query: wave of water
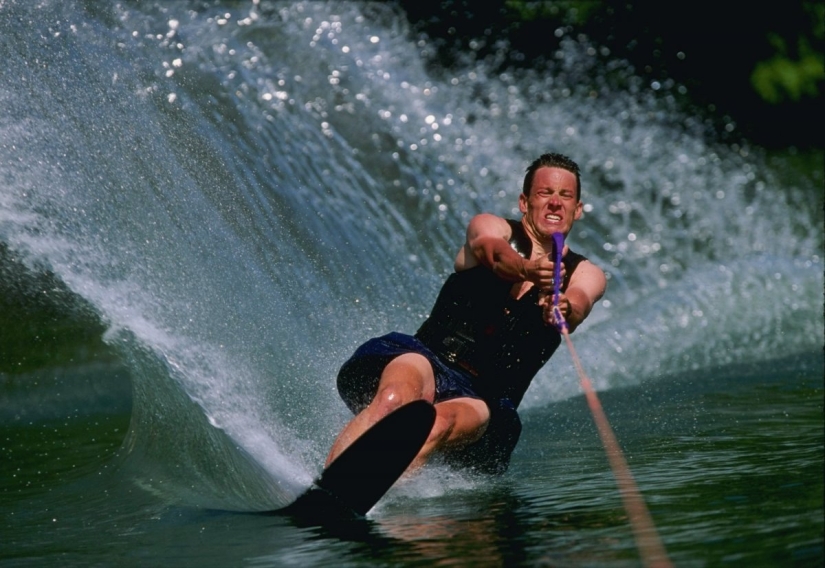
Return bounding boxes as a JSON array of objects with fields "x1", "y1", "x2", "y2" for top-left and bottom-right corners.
[{"x1": 1, "y1": 0, "x2": 821, "y2": 509}]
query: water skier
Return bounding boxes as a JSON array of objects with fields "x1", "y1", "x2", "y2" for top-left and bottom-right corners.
[{"x1": 327, "y1": 153, "x2": 607, "y2": 473}]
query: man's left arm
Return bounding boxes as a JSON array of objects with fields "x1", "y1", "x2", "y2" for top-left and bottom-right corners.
[{"x1": 541, "y1": 260, "x2": 606, "y2": 332}]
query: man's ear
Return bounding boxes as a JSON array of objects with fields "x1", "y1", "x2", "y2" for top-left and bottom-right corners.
[{"x1": 518, "y1": 192, "x2": 528, "y2": 214}]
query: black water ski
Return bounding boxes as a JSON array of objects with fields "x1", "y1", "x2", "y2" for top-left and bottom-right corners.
[{"x1": 277, "y1": 400, "x2": 436, "y2": 521}]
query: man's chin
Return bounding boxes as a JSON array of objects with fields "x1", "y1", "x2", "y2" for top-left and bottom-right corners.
[{"x1": 540, "y1": 224, "x2": 569, "y2": 236}]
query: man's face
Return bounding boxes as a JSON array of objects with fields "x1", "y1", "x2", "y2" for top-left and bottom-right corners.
[{"x1": 519, "y1": 166, "x2": 582, "y2": 240}]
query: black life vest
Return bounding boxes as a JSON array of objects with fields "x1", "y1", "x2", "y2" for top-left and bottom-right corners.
[{"x1": 415, "y1": 219, "x2": 585, "y2": 408}]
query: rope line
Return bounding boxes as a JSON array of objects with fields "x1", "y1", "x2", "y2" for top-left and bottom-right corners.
[{"x1": 551, "y1": 232, "x2": 672, "y2": 568}]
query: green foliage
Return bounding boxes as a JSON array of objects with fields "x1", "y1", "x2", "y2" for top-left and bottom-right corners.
[
  {"x1": 751, "y1": 50, "x2": 824, "y2": 104},
  {"x1": 751, "y1": 24, "x2": 824, "y2": 104}
]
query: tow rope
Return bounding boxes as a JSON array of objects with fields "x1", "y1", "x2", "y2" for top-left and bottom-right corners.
[{"x1": 551, "y1": 232, "x2": 672, "y2": 568}]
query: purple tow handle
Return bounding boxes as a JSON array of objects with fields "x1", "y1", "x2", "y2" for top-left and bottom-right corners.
[{"x1": 551, "y1": 232, "x2": 568, "y2": 332}]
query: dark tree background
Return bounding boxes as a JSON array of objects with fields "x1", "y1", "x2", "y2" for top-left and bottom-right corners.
[{"x1": 396, "y1": 0, "x2": 824, "y2": 151}]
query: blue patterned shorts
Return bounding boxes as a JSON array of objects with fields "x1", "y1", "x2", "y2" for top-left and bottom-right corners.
[{"x1": 336, "y1": 332, "x2": 481, "y2": 414}]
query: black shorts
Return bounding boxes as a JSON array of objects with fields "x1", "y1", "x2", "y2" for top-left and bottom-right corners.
[
  {"x1": 336, "y1": 332, "x2": 482, "y2": 414},
  {"x1": 336, "y1": 332, "x2": 523, "y2": 475}
]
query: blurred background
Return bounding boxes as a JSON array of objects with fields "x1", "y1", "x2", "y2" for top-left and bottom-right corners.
[{"x1": 399, "y1": 0, "x2": 824, "y2": 151}]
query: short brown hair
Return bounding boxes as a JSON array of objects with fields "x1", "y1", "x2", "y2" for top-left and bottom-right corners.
[{"x1": 522, "y1": 153, "x2": 581, "y2": 200}]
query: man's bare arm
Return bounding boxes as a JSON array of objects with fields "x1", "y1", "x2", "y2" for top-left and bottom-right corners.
[
  {"x1": 542, "y1": 260, "x2": 606, "y2": 332},
  {"x1": 455, "y1": 214, "x2": 561, "y2": 289},
  {"x1": 455, "y1": 213, "x2": 517, "y2": 272}
]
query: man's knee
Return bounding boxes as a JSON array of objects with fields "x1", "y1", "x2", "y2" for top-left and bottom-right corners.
[
  {"x1": 369, "y1": 353, "x2": 435, "y2": 415},
  {"x1": 371, "y1": 383, "x2": 413, "y2": 416}
]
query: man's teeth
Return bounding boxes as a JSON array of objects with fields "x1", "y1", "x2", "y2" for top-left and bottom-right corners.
[{"x1": 546, "y1": 214, "x2": 561, "y2": 221}]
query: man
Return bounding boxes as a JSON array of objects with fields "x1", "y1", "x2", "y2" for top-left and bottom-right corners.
[{"x1": 327, "y1": 153, "x2": 606, "y2": 473}]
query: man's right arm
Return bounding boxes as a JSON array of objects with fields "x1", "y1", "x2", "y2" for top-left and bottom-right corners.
[
  {"x1": 454, "y1": 214, "x2": 560, "y2": 292},
  {"x1": 454, "y1": 213, "x2": 525, "y2": 276}
]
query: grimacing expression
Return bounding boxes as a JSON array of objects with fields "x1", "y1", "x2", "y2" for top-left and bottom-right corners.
[{"x1": 519, "y1": 166, "x2": 582, "y2": 239}]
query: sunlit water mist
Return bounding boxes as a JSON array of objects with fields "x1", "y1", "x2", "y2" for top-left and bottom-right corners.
[{"x1": 0, "y1": 0, "x2": 821, "y2": 511}]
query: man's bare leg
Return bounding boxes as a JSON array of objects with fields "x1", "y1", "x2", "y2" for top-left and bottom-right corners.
[
  {"x1": 326, "y1": 352, "x2": 491, "y2": 471},
  {"x1": 325, "y1": 353, "x2": 436, "y2": 467},
  {"x1": 408, "y1": 397, "x2": 490, "y2": 470}
]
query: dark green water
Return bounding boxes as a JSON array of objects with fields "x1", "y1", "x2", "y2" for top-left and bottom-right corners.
[{"x1": 2, "y1": 354, "x2": 821, "y2": 567}]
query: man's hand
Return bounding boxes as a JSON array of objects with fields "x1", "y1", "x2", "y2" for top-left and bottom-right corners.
[
  {"x1": 540, "y1": 263, "x2": 606, "y2": 333},
  {"x1": 523, "y1": 249, "x2": 567, "y2": 291},
  {"x1": 539, "y1": 291, "x2": 571, "y2": 327}
]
